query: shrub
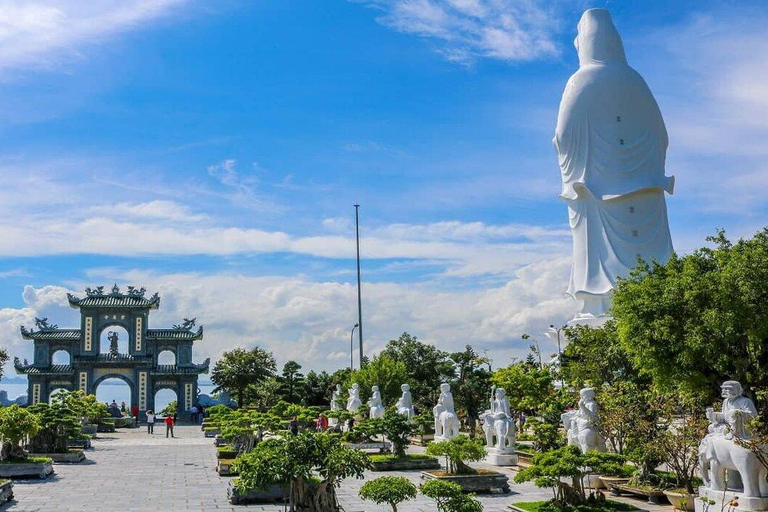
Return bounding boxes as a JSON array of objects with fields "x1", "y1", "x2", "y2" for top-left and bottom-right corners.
[
  {"x1": 0, "y1": 405, "x2": 40, "y2": 460},
  {"x1": 368, "y1": 411, "x2": 414, "y2": 457},
  {"x1": 359, "y1": 476, "x2": 417, "y2": 512},
  {"x1": 421, "y1": 479, "x2": 483, "y2": 512},
  {"x1": 28, "y1": 402, "x2": 82, "y2": 454},
  {"x1": 425, "y1": 436, "x2": 485, "y2": 475}
]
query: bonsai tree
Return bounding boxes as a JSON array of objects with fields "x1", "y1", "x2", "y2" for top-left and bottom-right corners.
[
  {"x1": 235, "y1": 431, "x2": 370, "y2": 511},
  {"x1": 359, "y1": 476, "x2": 417, "y2": 512},
  {"x1": 525, "y1": 417, "x2": 565, "y2": 452},
  {"x1": 420, "y1": 480, "x2": 483, "y2": 512},
  {"x1": 411, "y1": 411, "x2": 433, "y2": 442},
  {"x1": 515, "y1": 445, "x2": 626, "y2": 507},
  {"x1": 657, "y1": 397, "x2": 709, "y2": 494},
  {"x1": 220, "y1": 410, "x2": 282, "y2": 454},
  {"x1": 28, "y1": 401, "x2": 82, "y2": 454},
  {"x1": 368, "y1": 411, "x2": 413, "y2": 457},
  {"x1": 0, "y1": 405, "x2": 40, "y2": 460},
  {"x1": 160, "y1": 400, "x2": 178, "y2": 417},
  {"x1": 425, "y1": 435, "x2": 485, "y2": 475},
  {"x1": 54, "y1": 391, "x2": 108, "y2": 425}
]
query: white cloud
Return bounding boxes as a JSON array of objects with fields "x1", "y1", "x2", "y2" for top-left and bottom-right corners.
[
  {"x1": 0, "y1": 1, "x2": 186, "y2": 74},
  {"x1": 354, "y1": 0, "x2": 560, "y2": 64},
  {"x1": 0, "y1": 261, "x2": 576, "y2": 378},
  {"x1": 96, "y1": 201, "x2": 206, "y2": 223}
]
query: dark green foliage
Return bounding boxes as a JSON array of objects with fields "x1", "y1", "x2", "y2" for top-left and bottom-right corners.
[
  {"x1": 303, "y1": 370, "x2": 333, "y2": 407},
  {"x1": 420, "y1": 479, "x2": 483, "y2": 512},
  {"x1": 425, "y1": 436, "x2": 485, "y2": 475},
  {"x1": 347, "y1": 354, "x2": 407, "y2": 406},
  {"x1": 211, "y1": 347, "x2": 277, "y2": 407},
  {"x1": 277, "y1": 361, "x2": 306, "y2": 404},
  {"x1": 380, "y1": 333, "x2": 455, "y2": 408},
  {"x1": 28, "y1": 401, "x2": 82, "y2": 454},
  {"x1": 612, "y1": 229, "x2": 768, "y2": 401},
  {"x1": 450, "y1": 345, "x2": 491, "y2": 437},
  {"x1": 525, "y1": 417, "x2": 566, "y2": 452},
  {"x1": 512, "y1": 498, "x2": 640, "y2": 512},
  {"x1": 0, "y1": 405, "x2": 40, "y2": 460},
  {"x1": 368, "y1": 411, "x2": 414, "y2": 457},
  {"x1": 359, "y1": 476, "x2": 417, "y2": 512}
]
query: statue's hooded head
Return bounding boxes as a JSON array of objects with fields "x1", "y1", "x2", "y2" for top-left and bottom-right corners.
[
  {"x1": 372, "y1": 385, "x2": 379, "y2": 392},
  {"x1": 495, "y1": 387, "x2": 506, "y2": 399},
  {"x1": 440, "y1": 383, "x2": 451, "y2": 393},
  {"x1": 721, "y1": 380, "x2": 743, "y2": 398},
  {"x1": 401, "y1": 384, "x2": 410, "y2": 392},
  {"x1": 575, "y1": 9, "x2": 626, "y2": 67},
  {"x1": 580, "y1": 387, "x2": 595, "y2": 400}
]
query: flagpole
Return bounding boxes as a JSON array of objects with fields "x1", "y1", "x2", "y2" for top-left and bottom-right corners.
[{"x1": 354, "y1": 204, "x2": 363, "y2": 368}]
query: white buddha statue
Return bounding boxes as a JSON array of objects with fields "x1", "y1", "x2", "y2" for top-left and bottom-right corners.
[
  {"x1": 368, "y1": 385, "x2": 385, "y2": 419},
  {"x1": 396, "y1": 384, "x2": 415, "y2": 419},
  {"x1": 555, "y1": 9, "x2": 674, "y2": 325},
  {"x1": 346, "y1": 383, "x2": 362, "y2": 414},
  {"x1": 562, "y1": 387, "x2": 604, "y2": 453}
]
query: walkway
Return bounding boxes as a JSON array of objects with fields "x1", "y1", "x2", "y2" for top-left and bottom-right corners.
[{"x1": 0, "y1": 426, "x2": 673, "y2": 511}]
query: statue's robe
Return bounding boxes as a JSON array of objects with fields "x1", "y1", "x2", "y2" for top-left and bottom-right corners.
[{"x1": 554, "y1": 9, "x2": 674, "y2": 315}]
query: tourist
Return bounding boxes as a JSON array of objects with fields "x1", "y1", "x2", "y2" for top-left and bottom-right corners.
[
  {"x1": 198, "y1": 404, "x2": 205, "y2": 424},
  {"x1": 146, "y1": 410, "x2": 155, "y2": 434},
  {"x1": 131, "y1": 405, "x2": 139, "y2": 423},
  {"x1": 315, "y1": 413, "x2": 328, "y2": 431},
  {"x1": 120, "y1": 401, "x2": 127, "y2": 414},
  {"x1": 190, "y1": 404, "x2": 199, "y2": 424},
  {"x1": 289, "y1": 416, "x2": 299, "y2": 435},
  {"x1": 165, "y1": 414, "x2": 175, "y2": 438}
]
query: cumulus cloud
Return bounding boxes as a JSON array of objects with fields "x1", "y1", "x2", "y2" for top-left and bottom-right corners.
[
  {"x1": 0, "y1": 261, "x2": 576, "y2": 378},
  {"x1": 0, "y1": 0, "x2": 186, "y2": 74},
  {"x1": 353, "y1": 0, "x2": 560, "y2": 64}
]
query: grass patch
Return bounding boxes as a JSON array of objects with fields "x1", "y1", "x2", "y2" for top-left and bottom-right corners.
[
  {"x1": 369, "y1": 453, "x2": 436, "y2": 462},
  {"x1": 512, "y1": 500, "x2": 641, "y2": 512},
  {"x1": 0, "y1": 457, "x2": 52, "y2": 465}
]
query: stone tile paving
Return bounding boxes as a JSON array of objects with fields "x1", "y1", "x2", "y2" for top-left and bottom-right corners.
[{"x1": 0, "y1": 426, "x2": 675, "y2": 512}]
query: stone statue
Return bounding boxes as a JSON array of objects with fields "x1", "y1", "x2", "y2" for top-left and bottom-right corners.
[
  {"x1": 481, "y1": 387, "x2": 516, "y2": 451},
  {"x1": 368, "y1": 385, "x2": 385, "y2": 419},
  {"x1": 555, "y1": 9, "x2": 674, "y2": 325},
  {"x1": 346, "y1": 383, "x2": 362, "y2": 414},
  {"x1": 107, "y1": 331, "x2": 119, "y2": 355},
  {"x1": 433, "y1": 383, "x2": 459, "y2": 441},
  {"x1": 329, "y1": 384, "x2": 342, "y2": 427},
  {"x1": 698, "y1": 381, "x2": 768, "y2": 500},
  {"x1": 561, "y1": 388, "x2": 604, "y2": 453},
  {"x1": 396, "y1": 384, "x2": 415, "y2": 419}
]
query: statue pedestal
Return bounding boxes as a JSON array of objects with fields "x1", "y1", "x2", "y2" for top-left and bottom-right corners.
[
  {"x1": 695, "y1": 488, "x2": 768, "y2": 512},
  {"x1": 484, "y1": 448, "x2": 518, "y2": 467}
]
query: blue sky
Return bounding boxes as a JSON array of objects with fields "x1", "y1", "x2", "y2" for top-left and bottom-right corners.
[{"x1": 1, "y1": 0, "x2": 767, "y2": 380}]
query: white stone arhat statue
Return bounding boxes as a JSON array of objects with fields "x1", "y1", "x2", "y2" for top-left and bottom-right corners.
[
  {"x1": 396, "y1": 383, "x2": 415, "y2": 419},
  {"x1": 555, "y1": 8, "x2": 674, "y2": 325},
  {"x1": 433, "y1": 383, "x2": 459, "y2": 441},
  {"x1": 561, "y1": 387, "x2": 604, "y2": 453},
  {"x1": 481, "y1": 386, "x2": 518, "y2": 466},
  {"x1": 368, "y1": 385, "x2": 385, "y2": 419},
  {"x1": 329, "y1": 384, "x2": 342, "y2": 427},
  {"x1": 346, "y1": 383, "x2": 362, "y2": 414},
  {"x1": 696, "y1": 380, "x2": 767, "y2": 511}
]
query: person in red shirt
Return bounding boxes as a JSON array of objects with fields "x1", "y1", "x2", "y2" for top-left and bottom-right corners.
[
  {"x1": 131, "y1": 405, "x2": 139, "y2": 423},
  {"x1": 165, "y1": 415, "x2": 175, "y2": 438}
]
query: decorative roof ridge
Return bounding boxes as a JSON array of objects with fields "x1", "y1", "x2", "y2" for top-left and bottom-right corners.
[
  {"x1": 68, "y1": 285, "x2": 160, "y2": 309},
  {"x1": 20, "y1": 326, "x2": 81, "y2": 340}
]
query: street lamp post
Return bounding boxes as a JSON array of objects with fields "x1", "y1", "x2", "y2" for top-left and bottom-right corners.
[
  {"x1": 354, "y1": 204, "x2": 364, "y2": 368},
  {"x1": 350, "y1": 323, "x2": 359, "y2": 371}
]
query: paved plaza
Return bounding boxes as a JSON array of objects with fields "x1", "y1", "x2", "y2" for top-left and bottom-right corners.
[{"x1": 1, "y1": 426, "x2": 670, "y2": 512}]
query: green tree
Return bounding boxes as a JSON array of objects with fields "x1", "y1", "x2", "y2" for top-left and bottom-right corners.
[
  {"x1": 450, "y1": 345, "x2": 491, "y2": 436},
  {"x1": 612, "y1": 229, "x2": 768, "y2": 401},
  {"x1": 359, "y1": 476, "x2": 417, "y2": 512},
  {"x1": 303, "y1": 370, "x2": 333, "y2": 407},
  {"x1": 368, "y1": 411, "x2": 413, "y2": 457},
  {"x1": 380, "y1": 333, "x2": 454, "y2": 407},
  {"x1": 0, "y1": 348, "x2": 9, "y2": 382},
  {"x1": 347, "y1": 354, "x2": 407, "y2": 406},
  {"x1": 249, "y1": 377, "x2": 281, "y2": 412},
  {"x1": 28, "y1": 401, "x2": 82, "y2": 453},
  {"x1": 0, "y1": 405, "x2": 40, "y2": 460},
  {"x1": 426, "y1": 435, "x2": 485, "y2": 475},
  {"x1": 277, "y1": 360, "x2": 306, "y2": 404},
  {"x1": 492, "y1": 360, "x2": 555, "y2": 423},
  {"x1": 211, "y1": 347, "x2": 277, "y2": 407},
  {"x1": 420, "y1": 480, "x2": 483, "y2": 512}
]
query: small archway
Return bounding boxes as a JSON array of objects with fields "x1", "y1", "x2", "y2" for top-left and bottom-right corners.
[
  {"x1": 100, "y1": 325, "x2": 129, "y2": 355},
  {"x1": 157, "y1": 350, "x2": 176, "y2": 365},
  {"x1": 49, "y1": 387, "x2": 68, "y2": 404},
  {"x1": 154, "y1": 388, "x2": 178, "y2": 416},
  {"x1": 95, "y1": 377, "x2": 132, "y2": 411},
  {"x1": 51, "y1": 350, "x2": 71, "y2": 365}
]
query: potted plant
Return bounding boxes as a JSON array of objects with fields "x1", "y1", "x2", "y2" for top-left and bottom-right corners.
[
  {"x1": 0, "y1": 405, "x2": 53, "y2": 479},
  {"x1": 420, "y1": 480, "x2": 483, "y2": 512},
  {"x1": 27, "y1": 402, "x2": 86, "y2": 463},
  {"x1": 424, "y1": 435, "x2": 509, "y2": 493},
  {"x1": 368, "y1": 411, "x2": 439, "y2": 470},
  {"x1": 359, "y1": 476, "x2": 417, "y2": 512}
]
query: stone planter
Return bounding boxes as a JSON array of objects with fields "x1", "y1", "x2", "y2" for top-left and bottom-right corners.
[
  {"x1": 28, "y1": 450, "x2": 85, "y2": 464},
  {"x1": 484, "y1": 448, "x2": 518, "y2": 467},
  {"x1": 228, "y1": 480, "x2": 287, "y2": 504},
  {"x1": 114, "y1": 417, "x2": 135, "y2": 428},
  {"x1": 217, "y1": 448, "x2": 238, "y2": 459},
  {"x1": 203, "y1": 428, "x2": 220, "y2": 438},
  {"x1": 68, "y1": 438, "x2": 92, "y2": 450},
  {"x1": 370, "y1": 456, "x2": 440, "y2": 471},
  {"x1": 695, "y1": 488, "x2": 768, "y2": 512},
  {"x1": 343, "y1": 441, "x2": 391, "y2": 453},
  {"x1": 81, "y1": 424, "x2": 98, "y2": 436},
  {"x1": 409, "y1": 434, "x2": 433, "y2": 446},
  {"x1": 217, "y1": 459, "x2": 237, "y2": 476},
  {"x1": 0, "y1": 480, "x2": 12, "y2": 505},
  {"x1": 421, "y1": 469, "x2": 510, "y2": 493},
  {"x1": 0, "y1": 460, "x2": 54, "y2": 479},
  {"x1": 97, "y1": 422, "x2": 116, "y2": 433},
  {"x1": 214, "y1": 436, "x2": 228, "y2": 447},
  {"x1": 600, "y1": 476, "x2": 631, "y2": 494},
  {"x1": 584, "y1": 473, "x2": 605, "y2": 489},
  {"x1": 664, "y1": 490, "x2": 696, "y2": 511},
  {"x1": 614, "y1": 484, "x2": 668, "y2": 504}
]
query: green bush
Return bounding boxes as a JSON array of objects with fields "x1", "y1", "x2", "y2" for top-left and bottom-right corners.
[
  {"x1": 421, "y1": 479, "x2": 483, "y2": 512},
  {"x1": 359, "y1": 476, "x2": 417, "y2": 512},
  {"x1": 425, "y1": 436, "x2": 485, "y2": 475},
  {"x1": 28, "y1": 402, "x2": 82, "y2": 454},
  {"x1": 368, "y1": 411, "x2": 413, "y2": 457},
  {"x1": 0, "y1": 405, "x2": 40, "y2": 461}
]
